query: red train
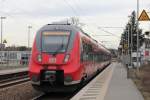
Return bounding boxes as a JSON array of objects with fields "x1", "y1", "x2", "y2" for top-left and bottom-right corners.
[{"x1": 29, "y1": 23, "x2": 111, "y2": 92}]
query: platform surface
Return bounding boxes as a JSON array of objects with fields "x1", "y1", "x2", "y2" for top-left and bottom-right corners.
[
  {"x1": 104, "y1": 63, "x2": 144, "y2": 100},
  {"x1": 0, "y1": 67, "x2": 28, "y2": 75}
]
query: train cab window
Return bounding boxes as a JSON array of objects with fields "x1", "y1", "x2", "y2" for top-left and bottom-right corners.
[{"x1": 41, "y1": 31, "x2": 70, "y2": 53}]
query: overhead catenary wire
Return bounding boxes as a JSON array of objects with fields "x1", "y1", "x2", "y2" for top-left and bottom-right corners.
[
  {"x1": 62, "y1": 0, "x2": 96, "y2": 34},
  {"x1": 0, "y1": 0, "x2": 120, "y2": 48},
  {"x1": 63, "y1": 0, "x2": 79, "y2": 17},
  {"x1": 62, "y1": 0, "x2": 120, "y2": 48},
  {"x1": 58, "y1": 0, "x2": 113, "y2": 48},
  {"x1": 64, "y1": 0, "x2": 121, "y2": 39},
  {"x1": 62, "y1": 0, "x2": 106, "y2": 45},
  {"x1": 98, "y1": 26, "x2": 124, "y2": 29},
  {"x1": 97, "y1": 27, "x2": 121, "y2": 38},
  {"x1": 92, "y1": 35, "x2": 112, "y2": 36}
]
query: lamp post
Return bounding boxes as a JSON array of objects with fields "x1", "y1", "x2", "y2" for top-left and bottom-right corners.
[
  {"x1": 0, "y1": 17, "x2": 6, "y2": 45},
  {"x1": 28, "y1": 26, "x2": 32, "y2": 49},
  {"x1": 128, "y1": 15, "x2": 133, "y2": 68},
  {"x1": 130, "y1": 25, "x2": 133, "y2": 68},
  {"x1": 136, "y1": 0, "x2": 140, "y2": 70}
]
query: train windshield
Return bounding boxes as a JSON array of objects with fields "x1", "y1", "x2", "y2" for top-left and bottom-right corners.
[{"x1": 41, "y1": 31, "x2": 70, "y2": 53}]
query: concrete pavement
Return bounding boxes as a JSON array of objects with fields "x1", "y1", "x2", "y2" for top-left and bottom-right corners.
[{"x1": 104, "y1": 63, "x2": 144, "y2": 100}]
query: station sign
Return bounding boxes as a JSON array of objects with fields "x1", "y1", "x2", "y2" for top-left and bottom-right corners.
[{"x1": 138, "y1": 10, "x2": 150, "y2": 21}]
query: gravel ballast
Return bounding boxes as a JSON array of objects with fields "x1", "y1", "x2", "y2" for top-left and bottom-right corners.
[{"x1": 0, "y1": 81, "x2": 42, "y2": 100}]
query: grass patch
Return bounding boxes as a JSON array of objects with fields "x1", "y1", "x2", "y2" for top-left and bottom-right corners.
[{"x1": 132, "y1": 64, "x2": 150, "y2": 100}]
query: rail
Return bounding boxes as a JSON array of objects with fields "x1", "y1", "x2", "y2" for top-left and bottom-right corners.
[{"x1": 0, "y1": 69, "x2": 29, "y2": 88}]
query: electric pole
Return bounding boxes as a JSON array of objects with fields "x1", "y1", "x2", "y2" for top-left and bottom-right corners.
[{"x1": 136, "y1": 0, "x2": 140, "y2": 70}]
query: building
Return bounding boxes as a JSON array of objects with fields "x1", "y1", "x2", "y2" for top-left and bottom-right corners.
[
  {"x1": 0, "y1": 51, "x2": 31, "y2": 66},
  {"x1": 140, "y1": 38, "x2": 150, "y2": 64}
]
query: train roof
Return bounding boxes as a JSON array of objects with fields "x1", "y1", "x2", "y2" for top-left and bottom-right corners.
[{"x1": 39, "y1": 23, "x2": 79, "y2": 31}]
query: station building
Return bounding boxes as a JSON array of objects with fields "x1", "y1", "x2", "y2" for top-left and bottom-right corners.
[
  {"x1": 140, "y1": 38, "x2": 150, "y2": 65},
  {"x1": 0, "y1": 51, "x2": 31, "y2": 66}
]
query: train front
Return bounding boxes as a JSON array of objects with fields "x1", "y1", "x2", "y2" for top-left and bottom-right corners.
[{"x1": 29, "y1": 24, "x2": 83, "y2": 92}]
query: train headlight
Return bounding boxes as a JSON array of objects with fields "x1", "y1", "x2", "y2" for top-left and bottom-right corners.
[
  {"x1": 37, "y1": 54, "x2": 42, "y2": 62},
  {"x1": 64, "y1": 54, "x2": 70, "y2": 63}
]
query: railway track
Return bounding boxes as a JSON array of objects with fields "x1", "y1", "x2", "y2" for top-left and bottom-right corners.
[
  {"x1": 0, "y1": 70, "x2": 29, "y2": 88},
  {"x1": 32, "y1": 92, "x2": 74, "y2": 100}
]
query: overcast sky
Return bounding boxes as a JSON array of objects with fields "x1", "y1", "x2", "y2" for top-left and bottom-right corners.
[{"x1": 0, "y1": 0, "x2": 150, "y2": 49}]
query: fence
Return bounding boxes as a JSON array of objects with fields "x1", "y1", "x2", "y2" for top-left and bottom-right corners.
[{"x1": 0, "y1": 51, "x2": 31, "y2": 67}]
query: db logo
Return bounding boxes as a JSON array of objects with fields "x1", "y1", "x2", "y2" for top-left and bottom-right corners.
[{"x1": 49, "y1": 57, "x2": 56, "y2": 63}]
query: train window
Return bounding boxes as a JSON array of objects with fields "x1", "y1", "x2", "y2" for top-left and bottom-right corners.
[
  {"x1": 80, "y1": 38, "x2": 84, "y2": 61},
  {"x1": 87, "y1": 44, "x2": 93, "y2": 53},
  {"x1": 93, "y1": 53, "x2": 98, "y2": 62},
  {"x1": 81, "y1": 37, "x2": 95, "y2": 62},
  {"x1": 83, "y1": 44, "x2": 93, "y2": 61},
  {"x1": 88, "y1": 53, "x2": 93, "y2": 61},
  {"x1": 42, "y1": 31, "x2": 70, "y2": 53},
  {"x1": 82, "y1": 40, "x2": 92, "y2": 53}
]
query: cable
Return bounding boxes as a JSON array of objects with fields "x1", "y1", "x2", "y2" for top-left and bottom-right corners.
[
  {"x1": 63, "y1": 0, "x2": 79, "y2": 16},
  {"x1": 98, "y1": 27, "x2": 121, "y2": 38},
  {"x1": 62, "y1": 0, "x2": 96, "y2": 34},
  {"x1": 65, "y1": 0, "x2": 122, "y2": 39},
  {"x1": 92, "y1": 35, "x2": 112, "y2": 36},
  {"x1": 98, "y1": 26, "x2": 124, "y2": 29},
  {"x1": 62, "y1": 0, "x2": 118, "y2": 48}
]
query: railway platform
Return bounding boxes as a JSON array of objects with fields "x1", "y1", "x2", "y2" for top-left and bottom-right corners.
[
  {"x1": 0, "y1": 67, "x2": 28, "y2": 75},
  {"x1": 71, "y1": 62, "x2": 144, "y2": 100},
  {"x1": 104, "y1": 63, "x2": 144, "y2": 100}
]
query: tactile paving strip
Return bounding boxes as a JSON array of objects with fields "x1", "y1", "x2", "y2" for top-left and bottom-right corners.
[{"x1": 71, "y1": 63, "x2": 115, "y2": 100}]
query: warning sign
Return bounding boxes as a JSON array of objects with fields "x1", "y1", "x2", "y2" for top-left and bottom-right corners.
[{"x1": 138, "y1": 10, "x2": 150, "y2": 21}]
